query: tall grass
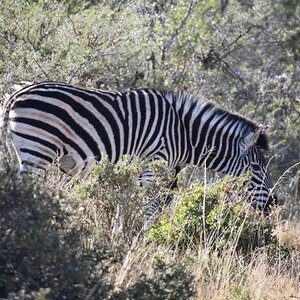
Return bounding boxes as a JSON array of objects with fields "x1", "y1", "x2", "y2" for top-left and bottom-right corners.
[{"x1": 0, "y1": 157, "x2": 299, "y2": 299}]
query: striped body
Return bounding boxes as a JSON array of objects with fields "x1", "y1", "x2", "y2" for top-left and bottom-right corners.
[{"x1": 1, "y1": 82, "x2": 277, "y2": 212}]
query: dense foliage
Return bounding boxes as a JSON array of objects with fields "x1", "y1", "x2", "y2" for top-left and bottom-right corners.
[
  {"x1": 1, "y1": 0, "x2": 299, "y2": 214},
  {"x1": 0, "y1": 160, "x2": 198, "y2": 299},
  {"x1": 149, "y1": 176, "x2": 278, "y2": 253},
  {"x1": 0, "y1": 170, "x2": 112, "y2": 299},
  {"x1": 0, "y1": 158, "x2": 299, "y2": 299}
]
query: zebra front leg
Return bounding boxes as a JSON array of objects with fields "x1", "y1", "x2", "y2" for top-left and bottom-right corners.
[
  {"x1": 144, "y1": 196, "x2": 161, "y2": 231},
  {"x1": 143, "y1": 166, "x2": 181, "y2": 231}
]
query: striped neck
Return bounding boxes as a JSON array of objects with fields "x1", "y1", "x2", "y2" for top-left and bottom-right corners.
[{"x1": 164, "y1": 91, "x2": 258, "y2": 173}]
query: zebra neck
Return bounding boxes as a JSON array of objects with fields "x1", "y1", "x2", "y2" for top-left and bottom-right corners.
[
  {"x1": 189, "y1": 109, "x2": 247, "y2": 174},
  {"x1": 162, "y1": 91, "x2": 257, "y2": 173}
]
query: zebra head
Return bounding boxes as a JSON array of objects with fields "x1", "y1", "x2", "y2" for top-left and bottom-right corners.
[{"x1": 238, "y1": 125, "x2": 277, "y2": 212}]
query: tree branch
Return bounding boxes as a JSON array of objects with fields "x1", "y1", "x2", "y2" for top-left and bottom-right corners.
[{"x1": 161, "y1": 1, "x2": 199, "y2": 63}]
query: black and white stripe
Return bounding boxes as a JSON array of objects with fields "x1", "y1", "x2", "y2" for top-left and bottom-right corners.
[{"x1": 1, "y1": 82, "x2": 277, "y2": 224}]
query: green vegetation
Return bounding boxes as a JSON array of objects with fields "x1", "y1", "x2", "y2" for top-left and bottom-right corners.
[
  {"x1": 1, "y1": 0, "x2": 299, "y2": 212},
  {"x1": 0, "y1": 160, "x2": 199, "y2": 299},
  {"x1": 68, "y1": 156, "x2": 145, "y2": 246},
  {"x1": 0, "y1": 170, "x2": 112, "y2": 299},
  {"x1": 149, "y1": 176, "x2": 278, "y2": 253},
  {"x1": 1, "y1": 0, "x2": 300, "y2": 299},
  {"x1": 0, "y1": 159, "x2": 299, "y2": 299}
]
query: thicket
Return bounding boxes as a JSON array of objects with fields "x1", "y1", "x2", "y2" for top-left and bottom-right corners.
[
  {"x1": 149, "y1": 176, "x2": 279, "y2": 253},
  {"x1": 0, "y1": 158, "x2": 299, "y2": 299},
  {"x1": 0, "y1": 160, "x2": 197, "y2": 299},
  {"x1": 0, "y1": 0, "x2": 299, "y2": 215}
]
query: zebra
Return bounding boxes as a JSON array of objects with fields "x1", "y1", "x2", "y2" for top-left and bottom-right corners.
[{"x1": 0, "y1": 82, "x2": 277, "y2": 229}]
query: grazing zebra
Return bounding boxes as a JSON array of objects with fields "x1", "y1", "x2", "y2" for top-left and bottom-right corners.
[{"x1": 1, "y1": 82, "x2": 277, "y2": 229}]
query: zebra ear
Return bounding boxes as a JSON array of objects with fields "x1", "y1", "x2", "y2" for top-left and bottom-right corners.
[{"x1": 244, "y1": 124, "x2": 269, "y2": 148}]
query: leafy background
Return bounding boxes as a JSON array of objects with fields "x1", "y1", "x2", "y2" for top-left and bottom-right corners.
[{"x1": 1, "y1": 0, "x2": 299, "y2": 212}]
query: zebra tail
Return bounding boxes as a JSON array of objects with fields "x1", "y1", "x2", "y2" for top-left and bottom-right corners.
[
  {"x1": 0, "y1": 94, "x2": 10, "y2": 173},
  {"x1": 0, "y1": 82, "x2": 36, "y2": 172},
  {"x1": 1, "y1": 81, "x2": 34, "y2": 140}
]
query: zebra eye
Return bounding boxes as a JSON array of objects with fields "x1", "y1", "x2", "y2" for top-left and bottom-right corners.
[{"x1": 251, "y1": 164, "x2": 260, "y2": 172}]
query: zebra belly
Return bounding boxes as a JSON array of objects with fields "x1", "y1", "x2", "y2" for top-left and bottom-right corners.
[
  {"x1": 7, "y1": 87, "x2": 167, "y2": 175},
  {"x1": 8, "y1": 117, "x2": 165, "y2": 176}
]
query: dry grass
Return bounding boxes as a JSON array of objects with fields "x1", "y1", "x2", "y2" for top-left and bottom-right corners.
[
  {"x1": 105, "y1": 236, "x2": 300, "y2": 300},
  {"x1": 195, "y1": 249, "x2": 300, "y2": 299},
  {"x1": 196, "y1": 220, "x2": 300, "y2": 300},
  {"x1": 5, "y1": 160, "x2": 298, "y2": 299},
  {"x1": 275, "y1": 221, "x2": 300, "y2": 251},
  {"x1": 52, "y1": 161, "x2": 300, "y2": 300}
]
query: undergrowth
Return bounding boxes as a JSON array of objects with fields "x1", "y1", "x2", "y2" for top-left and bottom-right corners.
[
  {"x1": 0, "y1": 157, "x2": 299, "y2": 299},
  {"x1": 149, "y1": 176, "x2": 279, "y2": 254}
]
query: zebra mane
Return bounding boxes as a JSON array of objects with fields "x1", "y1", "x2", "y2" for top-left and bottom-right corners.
[{"x1": 163, "y1": 90, "x2": 269, "y2": 151}]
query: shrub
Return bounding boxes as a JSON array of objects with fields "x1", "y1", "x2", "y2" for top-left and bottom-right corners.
[
  {"x1": 0, "y1": 170, "x2": 112, "y2": 299},
  {"x1": 149, "y1": 176, "x2": 278, "y2": 253},
  {"x1": 114, "y1": 259, "x2": 195, "y2": 300},
  {"x1": 65, "y1": 156, "x2": 175, "y2": 248}
]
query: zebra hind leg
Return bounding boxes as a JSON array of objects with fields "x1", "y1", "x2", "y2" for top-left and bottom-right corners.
[
  {"x1": 111, "y1": 165, "x2": 181, "y2": 235},
  {"x1": 111, "y1": 203, "x2": 125, "y2": 241},
  {"x1": 14, "y1": 149, "x2": 47, "y2": 178}
]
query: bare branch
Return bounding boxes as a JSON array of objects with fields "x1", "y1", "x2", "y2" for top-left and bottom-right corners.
[
  {"x1": 220, "y1": 59, "x2": 245, "y2": 84},
  {"x1": 161, "y1": 0, "x2": 199, "y2": 63},
  {"x1": 220, "y1": 25, "x2": 255, "y2": 60}
]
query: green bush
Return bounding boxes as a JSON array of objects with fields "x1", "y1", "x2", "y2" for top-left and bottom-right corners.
[
  {"x1": 114, "y1": 259, "x2": 195, "y2": 300},
  {"x1": 0, "y1": 170, "x2": 112, "y2": 299},
  {"x1": 149, "y1": 176, "x2": 278, "y2": 253}
]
